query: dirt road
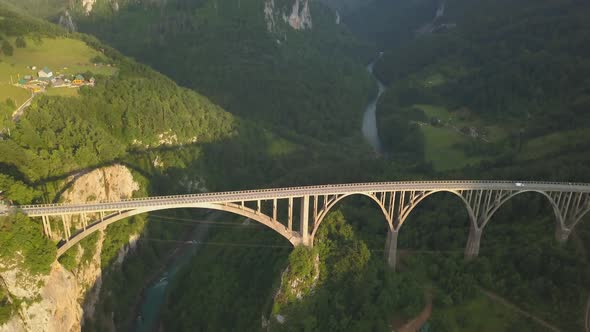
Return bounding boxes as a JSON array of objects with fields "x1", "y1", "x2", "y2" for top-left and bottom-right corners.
[{"x1": 394, "y1": 293, "x2": 432, "y2": 332}]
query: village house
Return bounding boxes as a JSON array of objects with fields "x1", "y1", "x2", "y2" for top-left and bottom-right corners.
[
  {"x1": 13, "y1": 66, "x2": 96, "y2": 94},
  {"x1": 52, "y1": 78, "x2": 66, "y2": 87},
  {"x1": 72, "y1": 74, "x2": 85, "y2": 85},
  {"x1": 38, "y1": 67, "x2": 53, "y2": 78}
]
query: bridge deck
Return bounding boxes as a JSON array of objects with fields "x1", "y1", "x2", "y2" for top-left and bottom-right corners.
[{"x1": 15, "y1": 181, "x2": 590, "y2": 217}]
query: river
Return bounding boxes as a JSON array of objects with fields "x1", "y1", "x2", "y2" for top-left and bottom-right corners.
[
  {"x1": 134, "y1": 215, "x2": 213, "y2": 332},
  {"x1": 362, "y1": 53, "x2": 386, "y2": 154}
]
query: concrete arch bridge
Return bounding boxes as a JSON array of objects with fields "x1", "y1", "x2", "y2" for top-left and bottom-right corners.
[{"x1": 14, "y1": 180, "x2": 590, "y2": 269}]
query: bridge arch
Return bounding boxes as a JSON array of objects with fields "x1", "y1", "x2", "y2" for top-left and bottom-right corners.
[
  {"x1": 57, "y1": 202, "x2": 301, "y2": 257},
  {"x1": 477, "y1": 190, "x2": 561, "y2": 228},
  {"x1": 310, "y1": 192, "x2": 393, "y2": 243},
  {"x1": 395, "y1": 189, "x2": 474, "y2": 230},
  {"x1": 309, "y1": 190, "x2": 475, "y2": 242},
  {"x1": 398, "y1": 189, "x2": 587, "y2": 233},
  {"x1": 473, "y1": 189, "x2": 590, "y2": 242}
]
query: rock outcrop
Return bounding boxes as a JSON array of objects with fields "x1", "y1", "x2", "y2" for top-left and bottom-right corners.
[
  {"x1": 80, "y1": 0, "x2": 120, "y2": 14},
  {"x1": 82, "y1": 0, "x2": 98, "y2": 13},
  {"x1": 62, "y1": 164, "x2": 138, "y2": 204},
  {"x1": 269, "y1": 253, "x2": 320, "y2": 326},
  {"x1": 283, "y1": 0, "x2": 312, "y2": 30},
  {"x1": 0, "y1": 263, "x2": 81, "y2": 332},
  {"x1": 265, "y1": 0, "x2": 313, "y2": 32},
  {"x1": 0, "y1": 164, "x2": 141, "y2": 332},
  {"x1": 58, "y1": 10, "x2": 77, "y2": 32}
]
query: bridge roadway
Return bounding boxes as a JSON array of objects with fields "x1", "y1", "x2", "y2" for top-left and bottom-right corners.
[{"x1": 17, "y1": 180, "x2": 590, "y2": 216}]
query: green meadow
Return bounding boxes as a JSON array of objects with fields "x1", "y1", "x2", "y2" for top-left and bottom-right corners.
[
  {"x1": 420, "y1": 125, "x2": 483, "y2": 171},
  {"x1": 44, "y1": 86, "x2": 79, "y2": 97},
  {"x1": 433, "y1": 292, "x2": 552, "y2": 332},
  {"x1": 0, "y1": 37, "x2": 116, "y2": 108}
]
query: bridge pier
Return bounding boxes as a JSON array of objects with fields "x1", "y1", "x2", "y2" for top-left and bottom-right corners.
[
  {"x1": 41, "y1": 215, "x2": 52, "y2": 238},
  {"x1": 301, "y1": 195, "x2": 311, "y2": 246},
  {"x1": 385, "y1": 228, "x2": 399, "y2": 271},
  {"x1": 555, "y1": 224, "x2": 571, "y2": 244},
  {"x1": 465, "y1": 223, "x2": 482, "y2": 260}
]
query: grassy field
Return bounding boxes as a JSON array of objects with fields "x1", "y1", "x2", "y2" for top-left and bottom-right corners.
[
  {"x1": 263, "y1": 131, "x2": 299, "y2": 157},
  {"x1": 411, "y1": 104, "x2": 514, "y2": 171},
  {"x1": 420, "y1": 125, "x2": 483, "y2": 171},
  {"x1": 0, "y1": 0, "x2": 67, "y2": 18},
  {"x1": 0, "y1": 37, "x2": 115, "y2": 109},
  {"x1": 432, "y1": 292, "x2": 552, "y2": 331},
  {"x1": 0, "y1": 83, "x2": 30, "y2": 105},
  {"x1": 422, "y1": 73, "x2": 446, "y2": 87},
  {"x1": 416, "y1": 104, "x2": 453, "y2": 121},
  {"x1": 519, "y1": 128, "x2": 590, "y2": 161},
  {"x1": 44, "y1": 87, "x2": 79, "y2": 97},
  {"x1": 415, "y1": 104, "x2": 508, "y2": 142},
  {"x1": 398, "y1": 256, "x2": 551, "y2": 332}
]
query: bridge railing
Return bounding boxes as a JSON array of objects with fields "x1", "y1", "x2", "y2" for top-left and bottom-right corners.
[{"x1": 16, "y1": 180, "x2": 590, "y2": 210}]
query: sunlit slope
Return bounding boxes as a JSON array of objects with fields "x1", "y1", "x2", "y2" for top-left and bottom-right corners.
[{"x1": 0, "y1": 4, "x2": 235, "y2": 202}]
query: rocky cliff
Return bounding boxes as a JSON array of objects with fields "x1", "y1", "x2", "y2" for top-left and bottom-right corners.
[
  {"x1": 0, "y1": 165, "x2": 141, "y2": 332},
  {"x1": 0, "y1": 263, "x2": 81, "y2": 332},
  {"x1": 69, "y1": 0, "x2": 316, "y2": 33},
  {"x1": 265, "y1": 0, "x2": 313, "y2": 32}
]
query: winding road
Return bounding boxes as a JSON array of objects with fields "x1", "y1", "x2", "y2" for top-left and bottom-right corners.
[{"x1": 12, "y1": 93, "x2": 34, "y2": 121}]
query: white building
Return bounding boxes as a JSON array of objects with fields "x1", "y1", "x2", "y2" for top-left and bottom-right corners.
[{"x1": 38, "y1": 67, "x2": 53, "y2": 78}]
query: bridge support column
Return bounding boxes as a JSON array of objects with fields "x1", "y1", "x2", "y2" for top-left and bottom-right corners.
[
  {"x1": 41, "y1": 216, "x2": 47, "y2": 236},
  {"x1": 288, "y1": 197, "x2": 293, "y2": 231},
  {"x1": 555, "y1": 224, "x2": 571, "y2": 244},
  {"x1": 300, "y1": 195, "x2": 310, "y2": 246},
  {"x1": 385, "y1": 227, "x2": 399, "y2": 271},
  {"x1": 41, "y1": 215, "x2": 52, "y2": 238},
  {"x1": 61, "y1": 215, "x2": 71, "y2": 240},
  {"x1": 465, "y1": 223, "x2": 482, "y2": 260}
]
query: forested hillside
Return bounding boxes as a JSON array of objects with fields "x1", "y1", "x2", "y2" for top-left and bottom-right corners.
[
  {"x1": 373, "y1": 0, "x2": 590, "y2": 173},
  {"x1": 72, "y1": 0, "x2": 374, "y2": 140},
  {"x1": 345, "y1": 0, "x2": 438, "y2": 49},
  {"x1": 0, "y1": 5, "x2": 236, "y2": 203}
]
